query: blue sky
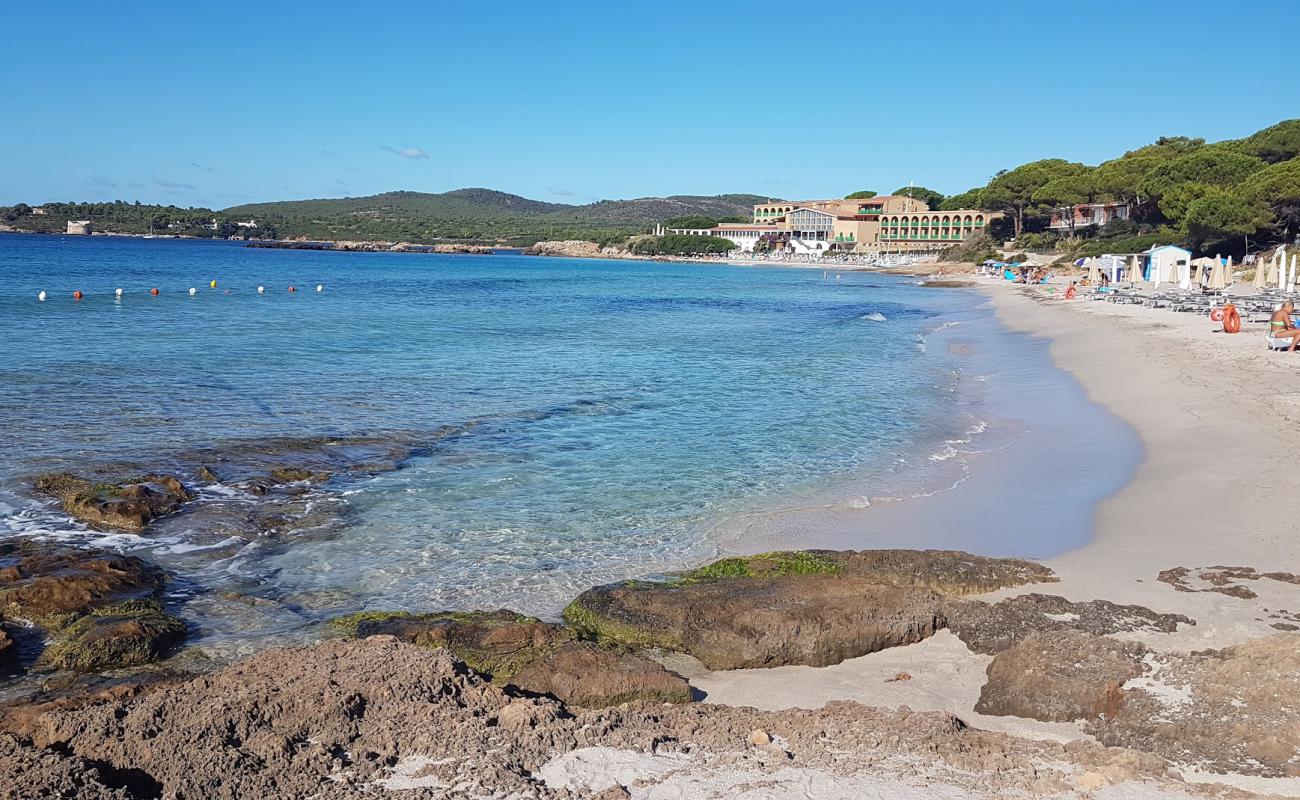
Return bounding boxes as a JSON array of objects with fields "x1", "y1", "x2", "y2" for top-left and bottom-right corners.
[{"x1": 3, "y1": 0, "x2": 1297, "y2": 209}]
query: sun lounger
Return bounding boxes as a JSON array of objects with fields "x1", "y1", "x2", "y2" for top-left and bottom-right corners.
[{"x1": 1266, "y1": 334, "x2": 1296, "y2": 351}]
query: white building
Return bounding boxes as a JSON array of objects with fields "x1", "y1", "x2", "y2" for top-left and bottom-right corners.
[
  {"x1": 665, "y1": 223, "x2": 778, "y2": 252},
  {"x1": 66, "y1": 220, "x2": 92, "y2": 235},
  {"x1": 1142, "y1": 245, "x2": 1192, "y2": 285}
]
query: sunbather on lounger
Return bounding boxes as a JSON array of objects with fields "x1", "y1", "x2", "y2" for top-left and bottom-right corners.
[{"x1": 1270, "y1": 301, "x2": 1300, "y2": 351}]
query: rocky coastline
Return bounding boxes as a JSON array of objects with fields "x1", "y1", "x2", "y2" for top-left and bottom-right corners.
[
  {"x1": 3, "y1": 447, "x2": 1297, "y2": 796},
  {"x1": 246, "y1": 239, "x2": 497, "y2": 254}
]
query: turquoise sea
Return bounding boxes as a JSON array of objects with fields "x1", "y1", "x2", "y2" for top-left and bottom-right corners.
[{"x1": 0, "y1": 233, "x2": 1138, "y2": 658}]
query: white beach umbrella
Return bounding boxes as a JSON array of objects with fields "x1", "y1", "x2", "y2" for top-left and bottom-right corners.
[
  {"x1": 1254, "y1": 259, "x2": 1267, "y2": 289},
  {"x1": 1208, "y1": 262, "x2": 1228, "y2": 291},
  {"x1": 1088, "y1": 264, "x2": 1102, "y2": 284}
]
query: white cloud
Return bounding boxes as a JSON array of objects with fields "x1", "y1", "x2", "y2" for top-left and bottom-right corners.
[{"x1": 380, "y1": 145, "x2": 430, "y2": 160}]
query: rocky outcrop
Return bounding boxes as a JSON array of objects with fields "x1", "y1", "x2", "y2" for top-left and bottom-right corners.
[
  {"x1": 945, "y1": 593, "x2": 1194, "y2": 655},
  {"x1": 976, "y1": 630, "x2": 1300, "y2": 777},
  {"x1": 37, "y1": 600, "x2": 186, "y2": 672},
  {"x1": 34, "y1": 473, "x2": 192, "y2": 531},
  {"x1": 568, "y1": 575, "x2": 943, "y2": 670},
  {"x1": 1094, "y1": 633, "x2": 1300, "y2": 777},
  {"x1": 0, "y1": 541, "x2": 167, "y2": 630},
  {"x1": 0, "y1": 637, "x2": 1195, "y2": 799},
  {"x1": 0, "y1": 542, "x2": 183, "y2": 673},
  {"x1": 329, "y1": 609, "x2": 575, "y2": 682},
  {"x1": 525, "y1": 240, "x2": 628, "y2": 259},
  {"x1": 0, "y1": 618, "x2": 14, "y2": 669},
  {"x1": 974, "y1": 631, "x2": 1145, "y2": 722},
  {"x1": 509, "y1": 642, "x2": 693, "y2": 707},
  {"x1": 564, "y1": 550, "x2": 1053, "y2": 670}
]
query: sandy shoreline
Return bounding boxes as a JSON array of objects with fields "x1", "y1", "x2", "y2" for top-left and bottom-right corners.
[
  {"x1": 685, "y1": 277, "x2": 1300, "y2": 794},
  {"x1": 5, "y1": 270, "x2": 1299, "y2": 798}
]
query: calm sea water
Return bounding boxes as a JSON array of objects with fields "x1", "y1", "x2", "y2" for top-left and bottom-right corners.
[{"x1": 0, "y1": 233, "x2": 1136, "y2": 658}]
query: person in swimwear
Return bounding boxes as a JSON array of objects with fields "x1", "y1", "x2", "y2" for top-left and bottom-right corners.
[{"x1": 1270, "y1": 301, "x2": 1300, "y2": 351}]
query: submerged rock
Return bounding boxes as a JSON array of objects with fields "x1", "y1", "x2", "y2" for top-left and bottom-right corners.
[
  {"x1": 564, "y1": 549, "x2": 1052, "y2": 670},
  {"x1": 975, "y1": 630, "x2": 1146, "y2": 722},
  {"x1": 509, "y1": 642, "x2": 693, "y2": 708},
  {"x1": 34, "y1": 473, "x2": 192, "y2": 531},
  {"x1": 0, "y1": 618, "x2": 14, "y2": 669},
  {"x1": 329, "y1": 609, "x2": 575, "y2": 682},
  {"x1": 945, "y1": 593, "x2": 1194, "y2": 655}
]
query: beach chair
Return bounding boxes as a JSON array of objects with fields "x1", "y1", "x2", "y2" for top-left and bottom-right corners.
[{"x1": 1266, "y1": 334, "x2": 1294, "y2": 351}]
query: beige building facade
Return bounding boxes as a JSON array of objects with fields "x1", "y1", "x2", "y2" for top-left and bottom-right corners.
[{"x1": 674, "y1": 195, "x2": 1000, "y2": 254}]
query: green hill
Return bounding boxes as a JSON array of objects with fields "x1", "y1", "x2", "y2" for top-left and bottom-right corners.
[{"x1": 222, "y1": 189, "x2": 770, "y2": 245}]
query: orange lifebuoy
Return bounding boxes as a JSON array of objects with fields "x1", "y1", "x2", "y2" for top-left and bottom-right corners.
[
  {"x1": 1064, "y1": 285, "x2": 1077, "y2": 299},
  {"x1": 1222, "y1": 304, "x2": 1241, "y2": 334},
  {"x1": 1209, "y1": 308, "x2": 1224, "y2": 322}
]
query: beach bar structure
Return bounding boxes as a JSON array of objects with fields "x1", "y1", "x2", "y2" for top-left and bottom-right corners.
[
  {"x1": 670, "y1": 195, "x2": 999, "y2": 254},
  {"x1": 1140, "y1": 245, "x2": 1192, "y2": 286}
]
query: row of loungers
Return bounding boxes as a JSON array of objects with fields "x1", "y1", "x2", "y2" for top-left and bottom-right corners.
[{"x1": 1082, "y1": 286, "x2": 1300, "y2": 349}]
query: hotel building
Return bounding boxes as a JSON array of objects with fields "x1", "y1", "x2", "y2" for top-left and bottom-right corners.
[{"x1": 671, "y1": 195, "x2": 999, "y2": 254}]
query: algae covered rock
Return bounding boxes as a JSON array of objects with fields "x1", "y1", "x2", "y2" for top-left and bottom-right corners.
[
  {"x1": 34, "y1": 472, "x2": 192, "y2": 531},
  {"x1": 329, "y1": 608, "x2": 574, "y2": 682},
  {"x1": 509, "y1": 642, "x2": 693, "y2": 708},
  {"x1": 0, "y1": 541, "x2": 183, "y2": 673},
  {"x1": 38, "y1": 599, "x2": 186, "y2": 673},
  {"x1": 564, "y1": 549, "x2": 1054, "y2": 670}
]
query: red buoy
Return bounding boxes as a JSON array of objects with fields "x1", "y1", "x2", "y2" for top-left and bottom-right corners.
[
  {"x1": 150, "y1": 287, "x2": 160, "y2": 296},
  {"x1": 73, "y1": 290, "x2": 83, "y2": 300}
]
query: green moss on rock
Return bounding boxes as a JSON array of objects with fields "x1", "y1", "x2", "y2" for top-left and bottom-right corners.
[
  {"x1": 676, "y1": 551, "x2": 841, "y2": 583},
  {"x1": 38, "y1": 599, "x2": 186, "y2": 672},
  {"x1": 327, "y1": 608, "x2": 571, "y2": 682}
]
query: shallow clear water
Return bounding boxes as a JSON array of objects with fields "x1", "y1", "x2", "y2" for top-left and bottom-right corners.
[{"x1": 0, "y1": 234, "x2": 1136, "y2": 657}]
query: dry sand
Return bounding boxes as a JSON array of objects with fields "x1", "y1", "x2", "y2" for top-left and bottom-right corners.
[{"x1": 683, "y1": 278, "x2": 1300, "y2": 796}]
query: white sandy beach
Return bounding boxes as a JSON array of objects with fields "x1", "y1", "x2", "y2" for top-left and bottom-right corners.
[{"x1": 681, "y1": 277, "x2": 1300, "y2": 795}]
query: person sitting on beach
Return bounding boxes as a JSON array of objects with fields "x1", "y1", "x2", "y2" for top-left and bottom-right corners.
[{"x1": 1270, "y1": 301, "x2": 1300, "y2": 351}]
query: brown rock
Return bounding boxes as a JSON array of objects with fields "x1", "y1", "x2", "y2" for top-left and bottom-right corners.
[
  {"x1": 945, "y1": 593, "x2": 1194, "y2": 655},
  {"x1": 0, "y1": 620, "x2": 14, "y2": 669},
  {"x1": 510, "y1": 643, "x2": 693, "y2": 707},
  {"x1": 975, "y1": 631, "x2": 1146, "y2": 722},
  {"x1": 0, "y1": 541, "x2": 166, "y2": 630},
  {"x1": 330, "y1": 609, "x2": 574, "y2": 682},
  {"x1": 567, "y1": 574, "x2": 944, "y2": 670},
  {"x1": 35, "y1": 472, "x2": 192, "y2": 531},
  {"x1": 1092, "y1": 633, "x2": 1300, "y2": 777}
]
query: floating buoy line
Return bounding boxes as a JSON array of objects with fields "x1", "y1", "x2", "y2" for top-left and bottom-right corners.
[{"x1": 34, "y1": 283, "x2": 325, "y2": 302}]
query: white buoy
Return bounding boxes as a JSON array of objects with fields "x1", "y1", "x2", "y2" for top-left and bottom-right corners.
[
  {"x1": 115, "y1": 288, "x2": 123, "y2": 298},
  {"x1": 37, "y1": 291, "x2": 46, "y2": 302},
  {"x1": 257, "y1": 286, "x2": 265, "y2": 294},
  {"x1": 189, "y1": 287, "x2": 197, "y2": 296},
  {"x1": 316, "y1": 284, "x2": 323, "y2": 292}
]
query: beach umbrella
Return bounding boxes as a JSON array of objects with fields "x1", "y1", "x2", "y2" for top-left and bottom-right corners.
[
  {"x1": 1267, "y1": 258, "x2": 1280, "y2": 288},
  {"x1": 1191, "y1": 263, "x2": 1204, "y2": 287},
  {"x1": 1088, "y1": 264, "x2": 1102, "y2": 284},
  {"x1": 1254, "y1": 259, "x2": 1267, "y2": 289},
  {"x1": 1073, "y1": 257, "x2": 1087, "y2": 267},
  {"x1": 1208, "y1": 262, "x2": 1228, "y2": 291}
]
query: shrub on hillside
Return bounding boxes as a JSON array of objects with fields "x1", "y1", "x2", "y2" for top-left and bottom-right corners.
[{"x1": 628, "y1": 235, "x2": 736, "y2": 256}]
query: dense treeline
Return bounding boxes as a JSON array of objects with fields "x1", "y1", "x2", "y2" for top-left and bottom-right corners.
[
  {"x1": 627, "y1": 234, "x2": 736, "y2": 256},
  {"x1": 943, "y1": 119, "x2": 1300, "y2": 257},
  {"x1": 0, "y1": 200, "x2": 276, "y2": 239}
]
